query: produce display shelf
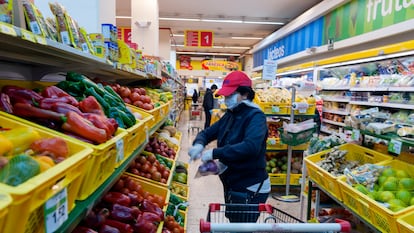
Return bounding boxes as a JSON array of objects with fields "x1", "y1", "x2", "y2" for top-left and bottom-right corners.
[
  {"x1": 322, "y1": 97, "x2": 350, "y2": 103},
  {"x1": 321, "y1": 87, "x2": 350, "y2": 91},
  {"x1": 322, "y1": 108, "x2": 350, "y2": 115},
  {"x1": 350, "y1": 87, "x2": 389, "y2": 92},
  {"x1": 349, "y1": 101, "x2": 414, "y2": 110},
  {"x1": 56, "y1": 117, "x2": 167, "y2": 232},
  {"x1": 308, "y1": 180, "x2": 382, "y2": 233},
  {"x1": 322, "y1": 119, "x2": 346, "y2": 127},
  {"x1": 0, "y1": 26, "x2": 149, "y2": 81},
  {"x1": 344, "y1": 126, "x2": 414, "y2": 148}
]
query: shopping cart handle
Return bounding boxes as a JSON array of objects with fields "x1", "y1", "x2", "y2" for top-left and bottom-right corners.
[
  {"x1": 199, "y1": 219, "x2": 210, "y2": 233},
  {"x1": 335, "y1": 218, "x2": 351, "y2": 232}
]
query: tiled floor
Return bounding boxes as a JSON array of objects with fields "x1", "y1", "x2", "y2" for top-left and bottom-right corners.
[{"x1": 175, "y1": 110, "x2": 304, "y2": 233}]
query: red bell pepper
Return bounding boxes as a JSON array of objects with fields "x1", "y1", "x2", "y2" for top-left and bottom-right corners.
[
  {"x1": 140, "y1": 211, "x2": 162, "y2": 223},
  {"x1": 2, "y1": 85, "x2": 43, "y2": 105},
  {"x1": 30, "y1": 137, "x2": 69, "y2": 159},
  {"x1": 102, "y1": 219, "x2": 133, "y2": 233},
  {"x1": 39, "y1": 97, "x2": 74, "y2": 110},
  {"x1": 79, "y1": 96, "x2": 105, "y2": 116},
  {"x1": 102, "y1": 192, "x2": 131, "y2": 206},
  {"x1": 13, "y1": 103, "x2": 66, "y2": 122},
  {"x1": 63, "y1": 131, "x2": 96, "y2": 144},
  {"x1": 51, "y1": 102, "x2": 82, "y2": 115},
  {"x1": 41, "y1": 86, "x2": 70, "y2": 98},
  {"x1": 0, "y1": 93, "x2": 13, "y2": 113},
  {"x1": 99, "y1": 224, "x2": 120, "y2": 233},
  {"x1": 61, "y1": 111, "x2": 107, "y2": 144},
  {"x1": 84, "y1": 208, "x2": 110, "y2": 229},
  {"x1": 83, "y1": 113, "x2": 115, "y2": 138},
  {"x1": 110, "y1": 204, "x2": 134, "y2": 222},
  {"x1": 133, "y1": 217, "x2": 158, "y2": 233}
]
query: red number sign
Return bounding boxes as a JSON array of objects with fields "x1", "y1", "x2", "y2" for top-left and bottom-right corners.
[
  {"x1": 200, "y1": 31, "x2": 213, "y2": 47},
  {"x1": 185, "y1": 30, "x2": 199, "y2": 47}
]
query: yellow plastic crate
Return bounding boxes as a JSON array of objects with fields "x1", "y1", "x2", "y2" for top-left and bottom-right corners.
[
  {"x1": 180, "y1": 209, "x2": 188, "y2": 233},
  {"x1": 173, "y1": 161, "x2": 189, "y2": 185},
  {"x1": 338, "y1": 160, "x2": 414, "y2": 233},
  {"x1": 174, "y1": 131, "x2": 182, "y2": 142},
  {"x1": 170, "y1": 181, "x2": 189, "y2": 201},
  {"x1": 269, "y1": 173, "x2": 287, "y2": 185},
  {"x1": 140, "y1": 102, "x2": 168, "y2": 129},
  {"x1": 304, "y1": 143, "x2": 392, "y2": 201},
  {"x1": 0, "y1": 114, "x2": 93, "y2": 233},
  {"x1": 256, "y1": 101, "x2": 290, "y2": 115},
  {"x1": 126, "y1": 152, "x2": 175, "y2": 188},
  {"x1": 266, "y1": 138, "x2": 288, "y2": 150},
  {"x1": 398, "y1": 211, "x2": 414, "y2": 233},
  {"x1": 0, "y1": 192, "x2": 12, "y2": 233},
  {"x1": 294, "y1": 104, "x2": 316, "y2": 115},
  {"x1": 120, "y1": 105, "x2": 154, "y2": 166},
  {"x1": 290, "y1": 174, "x2": 303, "y2": 186}
]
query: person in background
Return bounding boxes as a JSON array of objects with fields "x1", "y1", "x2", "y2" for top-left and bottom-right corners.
[
  {"x1": 192, "y1": 89, "x2": 198, "y2": 104},
  {"x1": 188, "y1": 71, "x2": 270, "y2": 223},
  {"x1": 202, "y1": 84, "x2": 218, "y2": 129}
]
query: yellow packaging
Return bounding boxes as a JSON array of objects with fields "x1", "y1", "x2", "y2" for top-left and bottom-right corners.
[
  {"x1": 49, "y1": 2, "x2": 71, "y2": 46},
  {"x1": 0, "y1": 0, "x2": 12, "y2": 24},
  {"x1": 89, "y1": 33, "x2": 105, "y2": 58},
  {"x1": 118, "y1": 39, "x2": 133, "y2": 65},
  {"x1": 80, "y1": 27, "x2": 95, "y2": 55}
]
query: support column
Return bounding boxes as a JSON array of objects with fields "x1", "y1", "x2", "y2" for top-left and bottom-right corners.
[{"x1": 131, "y1": 0, "x2": 159, "y2": 56}]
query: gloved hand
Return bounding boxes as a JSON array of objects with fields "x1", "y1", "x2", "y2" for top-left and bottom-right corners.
[
  {"x1": 209, "y1": 109, "x2": 213, "y2": 114},
  {"x1": 201, "y1": 149, "x2": 213, "y2": 162},
  {"x1": 188, "y1": 143, "x2": 204, "y2": 161}
]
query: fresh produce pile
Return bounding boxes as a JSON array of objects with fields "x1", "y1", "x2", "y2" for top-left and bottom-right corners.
[
  {"x1": 172, "y1": 161, "x2": 188, "y2": 185},
  {"x1": 265, "y1": 152, "x2": 303, "y2": 174},
  {"x1": 127, "y1": 151, "x2": 172, "y2": 184},
  {"x1": 267, "y1": 121, "x2": 282, "y2": 138},
  {"x1": 145, "y1": 136, "x2": 177, "y2": 160},
  {"x1": 307, "y1": 135, "x2": 346, "y2": 155},
  {"x1": 347, "y1": 166, "x2": 414, "y2": 212},
  {"x1": 315, "y1": 147, "x2": 359, "y2": 176},
  {"x1": 56, "y1": 72, "x2": 136, "y2": 129},
  {"x1": 73, "y1": 175, "x2": 167, "y2": 233},
  {"x1": 170, "y1": 182, "x2": 187, "y2": 198}
]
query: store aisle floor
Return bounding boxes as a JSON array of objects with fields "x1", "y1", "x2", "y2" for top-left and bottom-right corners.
[{"x1": 175, "y1": 109, "x2": 304, "y2": 233}]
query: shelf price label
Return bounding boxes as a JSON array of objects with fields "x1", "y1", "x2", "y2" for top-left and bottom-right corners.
[
  {"x1": 35, "y1": 35, "x2": 47, "y2": 45},
  {"x1": 116, "y1": 139, "x2": 125, "y2": 163},
  {"x1": 21, "y1": 29, "x2": 36, "y2": 43},
  {"x1": 271, "y1": 106, "x2": 280, "y2": 113},
  {"x1": 388, "y1": 138, "x2": 402, "y2": 155},
  {"x1": 0, "y1": 22, "x2": 17, "y2": 36},
  {"x1": 44, "y1": 188, "x2": 68, "y2": 233}
]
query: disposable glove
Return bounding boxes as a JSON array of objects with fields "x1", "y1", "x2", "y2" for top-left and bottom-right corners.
[
  {"x1": 209, "y1": 109, "x2": 213, "y2": 114},
  {"x1": 188, "y1": 143, "x2": 204, "y2": 161},
  {"x1": 201, "y1": 149, "x2": 213, "y2": 162}
]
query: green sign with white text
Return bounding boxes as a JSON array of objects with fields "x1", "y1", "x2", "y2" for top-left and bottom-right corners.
[{"x1": 323, "y1": 0, "x2": 414, "y2": 44}]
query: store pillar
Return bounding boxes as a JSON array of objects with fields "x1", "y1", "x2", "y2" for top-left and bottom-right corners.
[{"x1": 131, "y1": 0, "x2": 159, "y2": 56}]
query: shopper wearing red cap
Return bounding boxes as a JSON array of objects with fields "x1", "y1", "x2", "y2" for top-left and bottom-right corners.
[{"x1": 188, "y1": 71, "x2": 270, "y2": 223}]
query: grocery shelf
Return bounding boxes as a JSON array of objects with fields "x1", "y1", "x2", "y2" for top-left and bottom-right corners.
[
  {"x1": 320, "y1": 128, "x2": 335, "y2": 135},
  {"x1": 344, "y1": 126, "x2": 414, "y2": 148},
  {"x1": 388, "y1": 86, "x2": 414, "y2": 92},
  {"x1": 322, "y1": 97, "x2": 350, "y2": 103},
  {"x1": 56, "y1": 117, "x2": 167, "y2": 232},
  {"x1": 308, "y1": 180, "x2": 382, "y2": 233},
  {"x1": 322, "y1": 108, "x2": 350, "y2": 115},
  {"x1": 320, "y1": 87, "x2": 350, "y2": 91},
  {"x1": 322, "y1": 119, "x2": 346, "y2": 127},
  {"x1": 0, "y1": 27, "x2": 150, "y2": 81},
  {"x1": 350, "y1": 87, "x2": 388, "y2": 92},
  {"x1": 349, "y1": 101, "x2": 414, "y2": 109}
]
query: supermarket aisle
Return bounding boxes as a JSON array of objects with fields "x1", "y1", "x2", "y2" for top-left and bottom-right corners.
[{"x1": 175, "y1": 109, "x2": 304, "y2": 233}]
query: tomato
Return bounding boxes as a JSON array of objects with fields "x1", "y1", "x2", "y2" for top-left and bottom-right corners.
[
  {"x1": 127, "y1": 179, "x2": 139, "y2": 191},
  {"x1": 130, "y1": 168, "x2": 139, "y2": 175},
  {"x1": 151, "y1": 171, "x2": 162, "y2": 182},
  {"x1": 162, "y1": 170, "x2": 170, "y2": 179},
  {"x1": 141, "y1": 163, "x2": 150, "y2": 173},
  {"x1": 149, "y1": 166, "x2": 158, "y2": 175},
  {"x1": 123, "y1": 97, "x2": 132, "y2": 104},
  {"x1": 130, "y1": 92, "x2": 140, "y2": 102},
  {"x1": 133, "y1": 100, "x2": 143, "y2": 107},
  {"x1": 140, "y1": 88, "x2": 146, "y2": 95},
  {"x1": 113, "y1": 179, "x2": 124, "y2": 191},
  {"x1": 138, "y1": 155, "x2": 147, "y2": 165},
  {"x1": 147, "y1": 153, "x2": 156, "y2": 163},
  {"x1": 153, "y1": 194, "x2": 164, "y2": 208},
  {"x1": 120, "y1": 87, "x2": 131, "y2": 98}
]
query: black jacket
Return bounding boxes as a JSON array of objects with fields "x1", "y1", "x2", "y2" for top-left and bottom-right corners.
[
  {"x1": 193, "y1": 102, "x2": 269, "y2": 191},
  {"x1": 202, "y1": 89, "x2": 214, "y2": 110}
]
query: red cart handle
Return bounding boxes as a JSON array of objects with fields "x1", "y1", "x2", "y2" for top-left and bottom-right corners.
[{"x1": 200, "y1": 219, "x2": 210, "y2": 233}]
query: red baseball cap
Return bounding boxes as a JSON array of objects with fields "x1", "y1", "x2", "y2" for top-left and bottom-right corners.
[{"x1": 216, "y1": 71, "x2": 252, "y2": 96}]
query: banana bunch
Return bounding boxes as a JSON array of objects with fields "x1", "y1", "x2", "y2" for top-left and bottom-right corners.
[{"x1": 255, "y1": 87, "x2": 290, "y2": 103}]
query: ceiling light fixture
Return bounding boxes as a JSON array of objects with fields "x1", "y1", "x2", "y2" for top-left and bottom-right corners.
[
  {"x1": 173, "y1": 44, "x2": 249, "y2": 49},
  {"x1": 172, "y1": 34, "x2": 185, "y2": 37},
  {"x1": 231, "y1": 36, "x2": 263, "y2": 40},
  {"x1": 159, "y1": 17, "x2": 283, "y2": 25},
  {"x1": 116, "y1": 16, "x2": 132, "y2": 19},
  {"x1": 176, "y1": 51, "x2": 240, "y2": 56}
]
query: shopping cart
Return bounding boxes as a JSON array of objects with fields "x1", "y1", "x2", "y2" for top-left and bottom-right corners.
[
  {"x1": 188, "y1": 103, "x2": 203, "y2": 133},
  {"x1": 199, "y1": 203, "x2": 351, "y2": 233}
]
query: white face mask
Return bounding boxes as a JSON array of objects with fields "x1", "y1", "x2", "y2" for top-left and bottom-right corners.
[{"x1": 224, "y1": 93, "x2": 240, "y2": 109}]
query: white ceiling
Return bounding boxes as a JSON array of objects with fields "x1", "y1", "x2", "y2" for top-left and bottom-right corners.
[{"x1": 116, "y1": 0, "x2": 323, "y2": 58}]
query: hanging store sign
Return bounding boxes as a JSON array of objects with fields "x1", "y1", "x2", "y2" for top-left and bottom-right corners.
[
  {"x1": 262, "y1": 59, "x2": 277, "y2": 80},
  {"x1": 118, "y1": 27, "x2": 132, "y2": 43},
  {"x1": 185, "y1": 30, "x2": 214, "y2": 47},
  {"x1": 176, "y1": 60, "x2": 241, "y2": 71}
]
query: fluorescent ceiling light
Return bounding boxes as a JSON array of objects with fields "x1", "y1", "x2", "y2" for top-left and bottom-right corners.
[
  {"x1": 173, "y1": 44, "x2": 249, "y2": 49},
  {"x1": 231, "y1": 36, "x2": 263, "y2": 40},
  {"x1": 116, "y1": 16, "x2": 132, "y2": 19},
  {"x1": 225, "y1": 46, "x2": 251, "y2": 49},
  {"x1": 172, "y1": 34, "x2": 184, "y2": 37},
  {"x1": 159, "y1": 17, "x2": 283, "y2": 25},
  {"x1": 176, "y1": 51, "x2": 240, "y2": 56}
]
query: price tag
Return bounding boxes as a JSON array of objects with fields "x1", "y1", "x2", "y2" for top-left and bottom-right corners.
[
  {"x1": 0, "y1": 22, "x2": 17, "y2": 36},
  {"x1": 21, "y1": 29, "x2": 36, "y2": 43},
  {"x1": 44, "y1": 188, "x2": 68, "y2": 233},
  {"x1": 145, "y1": 128, "x2": 149, "y2": 144},
  {"x1": 388, "y1": 138, "x2": 402, "y2": 155},
  {"x1": 268, "y1": 138, "x2": 276, "y2": 145},
  {"x1": 116, "y1": 139, "x2": 124, "y2": 163},
  {"x1": 35, "y1": 35, "x2": 47, "y2": 45},
  {"x1": 299, "y1": 108, "x2": 307, "y2": 113},
  {"x1": 271, "y1": 106, "x2": 280, "y2": 113},
  {"x1": 351, "y1": 129, "x2": 360, "y2": 141}
]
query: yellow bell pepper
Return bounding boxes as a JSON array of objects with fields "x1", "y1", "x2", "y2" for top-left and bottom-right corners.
[
  {"x1": 34, "y1": 155, "x2": 55, "y2": 172},
  {"x1": 1, "y1": 127, "x2": 41, "y2": 155},
  {"x1": 0, "y1": 135, "x2": 13, "y2": 156}
]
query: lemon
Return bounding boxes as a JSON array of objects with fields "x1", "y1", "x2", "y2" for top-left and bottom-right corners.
[
  {"x1": 377, "y1": 191, "x2": 395, "y2": 202},
  {"x1": 396, "y1": 190, "x2": 412, "y2": 206}
]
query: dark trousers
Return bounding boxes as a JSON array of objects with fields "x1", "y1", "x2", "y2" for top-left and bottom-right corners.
[
  {"x1": 204, "y1": 109, "x2": 212, "y2": 129},
  {"x1": 224, "y1": 189, "x2": 269, "y2": 223}
]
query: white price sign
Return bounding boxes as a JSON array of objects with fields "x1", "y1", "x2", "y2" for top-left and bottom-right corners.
[
  {"x1": 351, "y1": 129, "x2": 360, "y2": 141},
  {"x1": 388, "y1": 138, "x2": 402, "y2": 155},
  {"x1": 44, "y1": 188, "x2": 68, "y2": 233},
  {"x1": 262, "y1": 59, "x2": 277, "y2": 80},
  {"x1": 116, "y1": 139, "x2": 125, "y2": 163},
  {"x1": 271, "y1": 106, "x2": 280, "y2": 113}
]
